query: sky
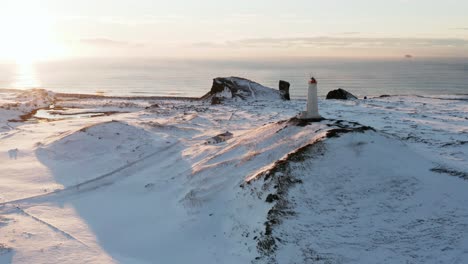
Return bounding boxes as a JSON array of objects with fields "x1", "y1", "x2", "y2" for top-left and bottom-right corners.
[{"x1": 0, "y1": 0, "x2": 467, "y2": 61}]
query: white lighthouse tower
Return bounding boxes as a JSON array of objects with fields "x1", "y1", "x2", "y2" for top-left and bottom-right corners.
[{"x1": 300, "y1": 77, "x2": 322, "y2": 120}]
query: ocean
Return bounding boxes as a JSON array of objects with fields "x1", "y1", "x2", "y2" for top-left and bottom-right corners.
[{"x1": 0, "y1": 57, "x2": 467, "y2": 98}]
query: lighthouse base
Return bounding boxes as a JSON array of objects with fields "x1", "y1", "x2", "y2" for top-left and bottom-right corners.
[{"x1": 299, "y1": 111, "x2": 323, "y2": 120}]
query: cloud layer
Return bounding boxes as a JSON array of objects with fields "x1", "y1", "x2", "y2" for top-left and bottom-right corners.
[{"x1": 195, "y1": 37, "x2": 468, "y2": 49}]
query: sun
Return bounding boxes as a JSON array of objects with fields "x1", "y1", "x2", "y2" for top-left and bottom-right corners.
[{"x1": 0, "y1": 2, "x2": 65, "y2": 63}]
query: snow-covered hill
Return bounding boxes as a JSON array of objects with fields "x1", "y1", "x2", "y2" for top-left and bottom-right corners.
[{"x1": 0, "y1": 89, "x2": 467, "y2": 263}]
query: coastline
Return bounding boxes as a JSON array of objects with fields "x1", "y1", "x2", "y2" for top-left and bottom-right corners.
[{"x1": 2, "y1": 87, "x2": 468, "y2": 101}]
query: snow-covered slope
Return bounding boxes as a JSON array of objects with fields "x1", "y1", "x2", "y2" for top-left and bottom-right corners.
[
  {"x1": 35, "y1": 121, "x2": 167, "y2": 187},
  {"x1": 320, "y1": 95, "x2": 468, "y2": 176},
  {"x1": 0, "y1": 90, "x2": 467, "y2": 263},
  {"x1": 254, "y1": 131, "x2": 468, "y2": 264}
]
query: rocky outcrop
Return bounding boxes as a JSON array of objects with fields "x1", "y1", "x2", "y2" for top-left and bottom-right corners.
[
  {"x1": 15, "y1": 89, "x2": 56, "y2": 111},
  {"x1": 326, "y1": 88, "x2": 357, "y2": 100},
  {"x1": 211, "y1": 97, "x2": 223, "y2": 105},
  {"x1": 206, "y1": 131, "x2": 234, "y2": 144},
  {"x1": 278, "y1": 80, "x2": 290, "y2": 100},
  {"x1": 201, "y1": 77, "x2": 286, "y2": 103},
  {"x1": 4, "y1": 89, "x2": 56, "y2": 122}
]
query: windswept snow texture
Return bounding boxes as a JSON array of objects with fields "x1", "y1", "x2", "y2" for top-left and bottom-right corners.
[
  {"x1": 0, "y1": 89, "x2": 467, "y2": 264},
  {"x1": 35, "y1": 121, "x2": 167, "y2": 187},
  {"x1": 259, "y1": 132, "x2": 468, "y2": 264},
  {"x1": 320, "y1": 95, "x2": 468, "y2": 174}
]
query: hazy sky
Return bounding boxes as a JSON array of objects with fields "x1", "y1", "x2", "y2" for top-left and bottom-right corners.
[{"x1": 0, "y1": 0, "x2": 467, "y2": 60}]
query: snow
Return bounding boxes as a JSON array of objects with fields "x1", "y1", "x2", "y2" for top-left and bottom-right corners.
[
  {"x1": 0, "y1": 89, "x2": 467, "y2": 263},
  {"x1": 269, "y1": 132, "x2": 468, "y2": 264},
  {"x1": 320, "y1": 95, "x2": 468, "y2": 172}
]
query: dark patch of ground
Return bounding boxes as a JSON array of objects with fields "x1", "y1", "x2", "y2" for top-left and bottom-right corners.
[
  {"x1": 251, "y1": 139, "x2": 329, "y2": 264},
  {"x1": 441, "y1": 141, "x2": 468, "y2": 147},
  {"x1": 7, "y1": 107, "x2": 46, "y2": 122},
  {"x1": 431, "y1": 166, "x2": 468, "y2": 180}
]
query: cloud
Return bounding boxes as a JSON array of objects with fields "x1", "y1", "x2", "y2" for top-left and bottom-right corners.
[
  {"x1": 79, "y1": 38, "x2": 143, "y2": 48},
  {"x1": 59, "y1": 15, "x2": 186, "y2": 26},
  {"x1": 194, "y1": 37, "x2": 468, "y2": 49},
  {"x1": 340, "y1": 32, "x2": 361, "y2": 35},
  {"x1": 191, "y1": 41, "x2": 221, "y2": 48},
  {"x1": 98, "y1": 15, "x2": 185, "y2": 26},
  {"x1": 452, "y1": 27, "x2": 468, "y2": 31}
]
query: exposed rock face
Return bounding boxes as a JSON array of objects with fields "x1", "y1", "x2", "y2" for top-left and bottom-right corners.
[
  {"x1": 278, "y1": 80, "x2": 290, "y2": 100},
  {"x1": 201, "y1": 77, "x2": 284, "y2": 103},
  {"x1": 211, "y1": 97, "x2": 222, "y2": 105},
  {"x1": 326, "y1": 88, "x2": 358, "y2": 100},
  {"x1": 206, "y1": 131, "x2": 234, "y2": 144}
]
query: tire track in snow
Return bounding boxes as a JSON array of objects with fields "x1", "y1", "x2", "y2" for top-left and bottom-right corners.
[
  {"x1": 14, "y1": 206, "x2": 90, "y2": 248},
  {"x1": 0, "y1": 129, "x2": 21, "y2": 140},
  {"x1": 0, "y1": 141, "x2": 181, "y2": 207}
]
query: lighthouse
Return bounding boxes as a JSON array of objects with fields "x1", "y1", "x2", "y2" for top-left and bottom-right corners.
[{"x1": 300, "y1": 77, "x2": 322, "y2": 120}]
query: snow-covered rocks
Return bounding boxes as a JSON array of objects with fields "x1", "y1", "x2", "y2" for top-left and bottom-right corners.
[
  {"x1": 0, "y1": 89, "x2": 56, "y2": 124},
  {"x1": 205, "y1": 131, "x2": 233, "y2": 144},
  {"x1": 326, "y1": 88, "x2": 358, "y2": 100},
  {"x1": 15, "y1": 89, "x2": 56, "y2": 113},
  {"x1": 201, "y1": 77, "x2": 286, "y2": 103}
]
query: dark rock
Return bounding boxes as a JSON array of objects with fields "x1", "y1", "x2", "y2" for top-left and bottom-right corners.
[
  {"x1": 379, "y1": 94, "x2": 391, "y2": 98},
  {"x1": 326, "y1": 126, "x2": 375, "y2": 138},
  {"x1": 278, "y1": 80, "x2": 290, "y2": 100},
  {"x1": 210, "y1": 78, "x2": 227, "y2": 94},
  {"x1": 431, "y1": 166, "x2": 468, "y2": 180},
  {"x1": 211, "y1": 97, "x2": 222, "y2": 105},
  {"x1": 265, "y1": 194, "x2": 280, "y2": 203},
  {"x1": 145, "y1": 103, "x2": 159, "y2": 109},
  {"x1": 144, "y1": 183, "x2": 155, "y2": 189},
  {"x1": 326, "y1": 88, "x2": 358, "y2": 100},
  {"x1": 287, "y1": 117, "x2": 326, "y2": 127},
  {"x1": 206, "y1": 131, "x2": 234, "y2": 144},
  {"x1": 201, "y1": 77, "x2": 284, "y2": 103}
]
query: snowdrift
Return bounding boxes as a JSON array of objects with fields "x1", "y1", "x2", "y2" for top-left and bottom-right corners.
[{"x1": 35, "y1": 121, "x2": 168, "y2": 187}]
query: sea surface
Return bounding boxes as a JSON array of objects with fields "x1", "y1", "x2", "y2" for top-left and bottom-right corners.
[{"x1": 0, "y1": 57, "x2": 467, "y2": 98}]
